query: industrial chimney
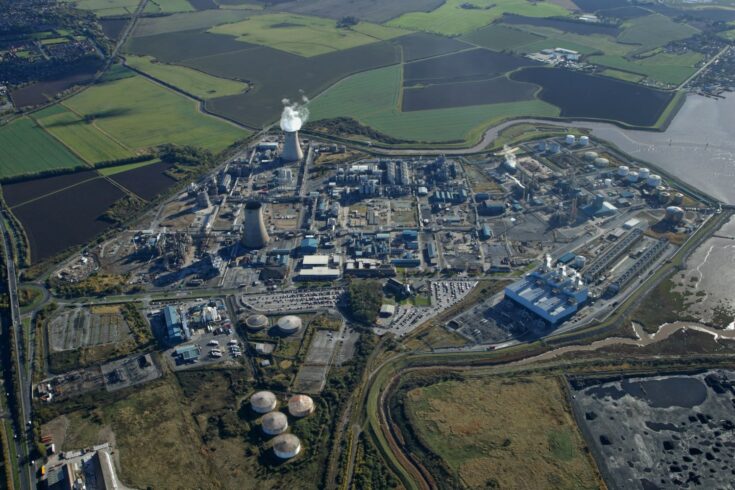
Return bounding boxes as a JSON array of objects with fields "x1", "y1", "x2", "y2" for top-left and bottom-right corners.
[
  {"x1": 242, "y1": 201, "x2": 269, "y2": 249},
  {"x1": 281, "y1": 131, "x2": 304, "y2": 162}
]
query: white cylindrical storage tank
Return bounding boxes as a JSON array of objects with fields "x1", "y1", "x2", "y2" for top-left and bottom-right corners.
[
  {"x1": 565, "y1": 134, "x2": 576, "y2": 145},
  {"x1": 245, "y1": 314, "x2": 269, "y2": 331},
  {"x1": 665, "y1": 206, "x2": 685, "y2": 223},
  {"x1": 655, "y1": 185, "x2": 667, "y2": 195},
  {"x1": 574, "y1": 255, "x2": 587, "y2": 268},
  {"x1": 603, "y1": 178, "x2": 612, "y2": 187},
  {"x1": 288, "y1": 395, "x2": 315, "y2": 418},
  {"x1": 672, "y1": 192, "x2": 684, "y2": 205},
  {"x1": 579, "y1": 135, "x2": 590, "y2": 146},
  {"x1": 660, "y1": 192, "x2": 671, "y2": 203},
  {"x1": 251, "y1": 391, "x2": 277, "y2": 414},
  {"x1": 627, "y1": 171, "x2": 639, "y2": 183},
  {"x1": 647, "y1": 174, "x2": 662, "y2": 187},
  {"x1": 261, "y1": 411, "x2": 288, "y2": 435},
  {"x1": 273, "y1": 434, "x2": 301, "y2": 459},
  {"x1": 638, "y1": 167, "x2": 650, "y2": 179},
  {"x1": 617, "y1": 165, "x2": 629, "y2": 177},
  {"x1": 583, "y1": 151, "x2": 598, "y2": 161},
  {"x1": 277, "y1": 315, "x2": 303, "y2": 335},
  {"x1": 594, "y1": 157, "x2": 609, "y2": 167}
]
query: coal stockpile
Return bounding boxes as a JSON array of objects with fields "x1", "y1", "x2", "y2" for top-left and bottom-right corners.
[
  {"x1": 391, "y1": 32, "x2": 472, "y2": 62},
  {"x1": 570, "y1": 370, "x2": 735, "y2": 490},
  {"x1": 100, "y1": 18, "x2": 129, "y2": 41},
  {"x1": 502, "y1": 14, "x2": 621, "y2": 36},
  {"x1": 511, "y1": 67, "x2": 674, "y2": 127},
  {"x1": 402, "y1": 77, "x2": 537, "y2": 111},
  {"x1": 403, "y1": 48, "x2": 536, "y2": 86},
  {"x1": 12, "y1": 178, "x2": 125, "y2": 261},
  {"x1": 10, "y1": 60, "x2": 102, "y2": 108},
  {"x1": 110, "y1": 161, "x2": 177, "y2": 201},
  {"x1": 2, "y1": 170, "x2": 98, "y2": 208}
]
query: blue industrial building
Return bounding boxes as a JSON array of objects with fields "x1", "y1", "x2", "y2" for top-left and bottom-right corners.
[
  {"x1": 299, "y1": 237, "x2": 318, "y2": 254},
  {"x1": 504, "y1": 258, "x2": 589, "y2": 324},
  {"x1": 163, "y1": 306, "x2": 190, "y2": 343}
]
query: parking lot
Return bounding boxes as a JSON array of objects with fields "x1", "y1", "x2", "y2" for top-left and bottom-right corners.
[
  {"x1": 374, "y1": 281, "x2": 478, "y2": 337},
  {"x1": 241, "y1": 288, "x2": 344, "y2": 313},
  {"x1": 166, "y1": 327, "x2": 245, "y2": 370}
]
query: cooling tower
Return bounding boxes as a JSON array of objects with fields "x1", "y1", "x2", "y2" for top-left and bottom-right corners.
[
  {"x1": 242, "y1": 201, "x2": 269, "y2": 249},
  {"x1": 282, "y1": 131, "x2": 304, "y2": 162}
]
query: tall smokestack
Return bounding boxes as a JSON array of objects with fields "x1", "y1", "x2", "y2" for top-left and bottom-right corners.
[
  {"x1": 281, "y1": 131, "x2": 303, "y2": 162},
  {"x1": 242, "y1": 201, "x2": 269, "y2": 249}
]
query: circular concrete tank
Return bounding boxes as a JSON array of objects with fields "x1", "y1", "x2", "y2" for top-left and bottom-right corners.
[
  {"x1": 288, "y1": 395, "x2": 315, "y2": 418},
  {"x1": 277, "y1": 315, "x2": 302, "y2": 335},
  {"x1": 261, "y1": 411, "x2": 288, "y2": 435},
  {"x1": 251, "y1": 391, "x2": 277, "y2": 414},
  {"x1": 273, "y1": 434, "x2": 301, "y2": 459},
  {"x1": 245, "y1": 314, "x2": 269, "y2": 331}
]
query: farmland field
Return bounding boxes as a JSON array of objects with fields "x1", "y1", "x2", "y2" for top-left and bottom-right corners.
[
  {"x1": 126, "y1": 29, "x2": 253, "y2": 62},
  {"x1": 512, "y1": 66, "x2": 675, "y2": 127},
  {"x1": 269, "y1": 0, "x2": 443, "y2": 23},
  {"x1": 109, "y1": 160, "x2": 178, "y2": 200},
  {"x1": 0, "y1": 118, "x2": 84, "y2": 179},
  {"x1": 131, "y1": 9, "x2": 254, "y2": 37},
  {"x1": 617, "y1": 14, "x2": 699, "y2": 51},
  {"x1": 402, "y1": 77, "x2": 538, "y2": 111},
  {"x1": 392, "y1": 32, "x2": 472, "y2": 62},
  {"x1": 589, "y1": 51, "x2": 703, "y2": 85},
  {"x1": 11, "y1": 177, "x2": 126, "y2": 261},
  {"x1": 461, "y1": 24, "x2": 543, "y2": 51},
  {"x1": 9, "y1": 60, "x2": 102, "y2": 107},
  {"x1": 73, "y1": 0, "x2": 140, "y2": 16},
  {"x1": 310, "y1": 64, "x2": 560, "y2": 144},
  {"x1": 503, "y1": 13, "x2": 621, "y2": 36},
  {"x1": 387, "y1": 0, "x2": 570, "y2": 36},
  {"x1": 62, "y1": 73, "x2": 247, "y2": 151},
  {"x1": 125, "y1": 55, "x2": 249, "y2": 99},
  {"x1": 99, "y1": 18, "x2": 128, "y2": 40},
  {"x1": 208, "y1": 13, "x2": 408, "y2": 57},
  {"x1": 97, "y1": 159, "x2": 159, "y2": 176},
  {"x1": 33, "y1": 105, "x2": 135, "y2": 164},
  {"x1": 2, "y1": 170, "x2": 99, "y2": 208},
  {"x1": 404, "y1": 375, "x2": 601, "y2": 488},
  {"x1": 403, "y1": 49, "x2": 536, "y2": 86}
]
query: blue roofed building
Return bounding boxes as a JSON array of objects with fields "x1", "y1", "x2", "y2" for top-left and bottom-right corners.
[
  {"x1": 299, "y1": 237, "x2": 318, "y2": 254},
  {"x1": 504, "y1": 256, "x2": 589, "y2": 324},
  {"x1": 163, "y1": 305, "x2": 190, "y2": 343},
  {"x1": 402, "y1": 230, "x2": 418, "y2": 242}
]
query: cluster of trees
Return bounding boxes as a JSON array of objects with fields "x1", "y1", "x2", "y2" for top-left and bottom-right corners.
[
  {"x1": 121, "y1": 303, "x2": 153, "y2": 347},
  {"x1": 159, "y1": 144, "x2": 214, "y2": 167},
  {"x1": 102, "y1": 195, "x2": 146, "y2": 225},
  {"x1": 337, "y1": 16, "x2": 359, "y2": 28},
  {"x1": 305, "y1": 117, "x2": 416, "y2": 145},
  {"x1": 346, "y1": 279, "x2": 384, "y2": 325}
]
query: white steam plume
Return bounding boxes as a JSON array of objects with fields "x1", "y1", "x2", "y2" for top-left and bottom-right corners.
[{"x1": 280, "y1": 96, "x2": 309, "y2": 132}]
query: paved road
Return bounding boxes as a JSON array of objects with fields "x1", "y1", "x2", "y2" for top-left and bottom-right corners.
[{"x1": 1, "y1": 210, "x2": 34, "y2": 490}]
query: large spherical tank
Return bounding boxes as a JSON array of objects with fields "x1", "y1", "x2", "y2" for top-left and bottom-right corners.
[
  {"x1": 261, "y1": 411, "x2": 289, "y2": 435},
  {"x1": 647, "y1": 174, "x2": 662, "y2": 187},
  {"x1": 288, "y1": 395, "x2": 315, "y2": 418},
  {"x1": 277, "y1": 315, "x2": 303, "y2": 334},
  {"x1": 594, "y1": 157, "x2": 609, "y2": 167},
  {"x1": 617, "y1": 166, "x2": 629, "y2": 177},
  {"x1": 665, "y1": 206, "x2": 685, "y2": 223},
  {"x1": 273, "y1": 434, "x2": 301, "y2": 459},
  {"x1": 583, "y1": 151, "x2": 599, "y2": 161},
  {"x1": 251, "y1": 391, "x2": 277, "y2": 414},
  {"x1": 245, "y1": 314, "x2": 269, "y2": 331}
]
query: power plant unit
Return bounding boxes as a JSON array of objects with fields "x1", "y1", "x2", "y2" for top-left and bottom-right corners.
[
  {"x1": 242, "y1": 201, "x2": 270, "y2": 249},
  {"x1": 282, "y1": 131, "x2": 304, "y2": 162}
]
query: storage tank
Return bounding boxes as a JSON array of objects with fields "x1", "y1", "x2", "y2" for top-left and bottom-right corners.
[
  {"x1": 603, "y1": 178, "x2": 612, "y2": 187},
  {"x1": 627, "y1": 171, "x2": 639, "y2": 183},
  {"x1": 665, "y1": 206, "x2": 685, "y2": 223},
  {"x1": 617, "y1": 166, "x2": 629, "y2": 177},
  {"x1": 565, "y1": 134, "x2": 576, "y2": 145},
  {"x1": 579, "y1": 135, "x2": 590, "y2": 146},
  {"x1": 261, "y1": 411, "x2": 288, "y2": 435},
  {"x1": 573, "y1": 255, "x2": 587, "y2": 269},
  {"x1": 594, "y1": 157, "x2": 609, "y2": 167},
  {"x1": 638, "y1": 167, "x2": 650, "y2": 179},
  {"x1": 583, "y1": 151, "x2": 598, "y2": 161},
  {"x1": 277, "y1": 315, "x2": 303, "y2": 335},
  {"x1": 288, "y1": 395, "x2": 315, "y2": 418},
  {"x1": 659, "y1": 192, "x2": 671, "y2": 203},
  {"x1": 672, "y1": 192, "x2": 684, "y2": 205},
  {"x1": 273, "y1": 434, "x2": 301, "y2": 459},
  {"x1": 251, "y1": 391, "x2": 277, "y2": 414},
  {"x1": 646, "y1": 174, "x2": 662, "y2": 187},
  {"x1": 655, "y1": 185, "x2": 667, "y2": 195},
  {"x1": 245, "y1": 314, "x2": 269, "y2": 331}
]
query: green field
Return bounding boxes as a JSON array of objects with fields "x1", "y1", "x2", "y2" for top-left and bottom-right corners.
[
  {"x1": 33, "y1": 105, "x2": 135, "y2": 163},
  {"x1": 0, "y1": 117, "x2": 84, "y2": 178},
  {"x1": 602, "y1": 68, "x2": 644, "y2": 83},
  {"x1": 132, "y1": 9, "x2": 255, "y2": 37},
  {"x1": 405, "y1": 376, "x2": 601, "y2": 489},
  {"x1": 146, "y1": 0, "x2": 194, "y2": 14},
  {"x1": 63, "y1": 74, "x2": 248, "y2": 152},
  {"x1": 462, "y1": 23, "x2": 544, "y2": 51},
  {"x1": 617, "y1": 14, "x2": 699, "y2": 51},
  {"x1": 590, "y1": 51, "x2": 703, "y2": 85},
  {"x1": 73, "y1": 0, "x2": 140, "y2": 15},
  {"x1": 209, "y1": 13, "x2": 409, "y2": 57},
  {"x1": 309, "y1": 64, "x2": 560, "y2": 144},
  {"x1": 98, "y1": 158, "x2": 160, "y2": 176},
  {"x1": 125, "y1": 55, "x2": 249, "y2": 99},
  {"x1": 387, "y1": 0, "x2": 569, "y2": 36}
]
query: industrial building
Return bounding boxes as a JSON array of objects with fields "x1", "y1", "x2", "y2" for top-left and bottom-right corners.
[
  {"x1": 504, "y1": 256, "x2": 589, "y2": 324},
  {"x1": 242, "y1": 201, "x2": 270, "y2": 249},
  {"x1": 162, "y1": 306, "x2": 190, "y2": 343}
]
